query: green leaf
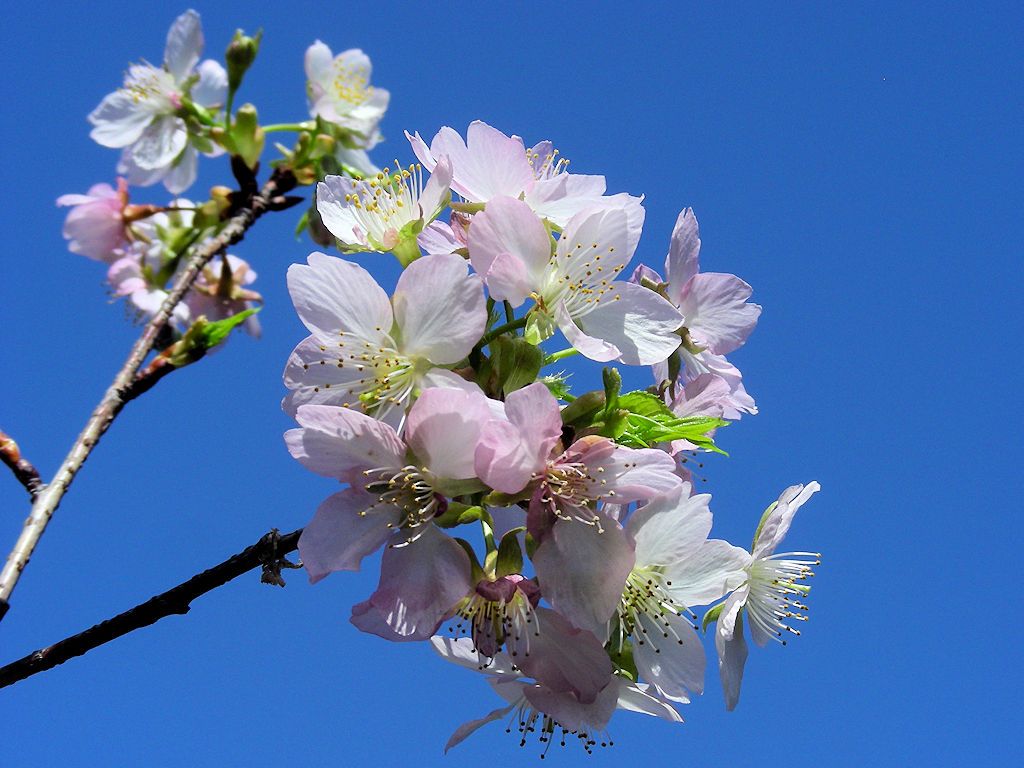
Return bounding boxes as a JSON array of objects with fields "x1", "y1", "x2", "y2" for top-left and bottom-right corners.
[
  {"x1": 496, "y1": 529, "x2": 524, "y2": 577},
  {"x1": 199, "y1": 308, "x2": 259, "y2": 349},
  {"x1": 489, "y1": 335, "x2": 544, "y2": 395},
  {"x1": 454, "y1": 538, "x2": 485, "y2": 583},
  {"x1": 540, "y1": 373, "x2": 574, "y2": 401},
  {"x1": 601, "y1": 367, "x2": 622, "y2": 415},
  {"x1": 612, "y1": 390, "x2": 728, "y2": 452},
  {"x1": 434, "y1": 502, "x2": 484, "y2": 529}
]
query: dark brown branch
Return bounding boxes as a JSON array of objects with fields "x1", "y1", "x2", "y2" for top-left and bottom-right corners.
[
  {"x1": 0, "y1": 431, "x2": 44, "y2": 501},
  {"x1": 0, "y1": 527, "x2": 302, "y2": 688}
]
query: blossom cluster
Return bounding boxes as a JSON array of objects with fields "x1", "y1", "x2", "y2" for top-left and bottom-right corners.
[
  {"x1": 284, "y1": 119, "x2": 824, "y2": 753},
  {"x1": 57, "y1": 8, "x2": 824, "y2": 754}
]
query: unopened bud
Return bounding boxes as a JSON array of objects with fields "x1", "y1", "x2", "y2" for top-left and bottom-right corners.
[
  {"x1": 230, "y1": 104, "x2": 265, "y2": 169},
  {"x1": 226, "y1": 29, "x2": 261, "y2": 93}
]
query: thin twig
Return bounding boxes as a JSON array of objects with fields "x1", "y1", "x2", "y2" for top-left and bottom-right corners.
[
  {"x1": 0, "y1": 431, "x2": 44, "y2": 501},
  {"x1": 0, "y1": 527, "x2": 302, "y2": 688},
  {"x1": 0, "y1": 168, "x2": 298, "y2": 621}
]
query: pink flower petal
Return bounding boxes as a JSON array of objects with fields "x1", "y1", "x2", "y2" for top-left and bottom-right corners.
[{"x1": 298, "y1": 488, "x2": 401, "y2": 580}]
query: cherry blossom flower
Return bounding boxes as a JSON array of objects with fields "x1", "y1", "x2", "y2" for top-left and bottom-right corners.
[
  {"x1": 282, "y1": 251, "x2": 486, "y2": 419},
  {"x1": 304, "y1": 42, "x2": 389, "y2": 147},
  {"x1": 638, "y1": 208, "x2": 761, "y2": 416},
  {"x1": 185, "y1": 255, "x2": 262, "y2": 337},
  {"x1": 287, "y1": 387, "x2": 494, "y2": 581},
  {"x1": 406, "y1": 121, "x2": 625, "y2": 228},
  {"x1": 89, "y1": 10, "x2": 227, "y2": 193},
  {"x1": 613, "y1": 486, "x2": 749, "y2": 703},
  {"x1": 468, "y1": 196, "x2": 683, "y2": 364},
  {"x1": 432, "y1": 637, "x2": 680, "y2": 754},
  {"x1": 475, "y1": 383, "x2": 682, "y2": 632},
  {"x1": 56, "y1": 179, "x2": 130, "y2": 262},
  {"x1": 316, "y1": 157, "x2": 452, "y2": 264},
  {"x1": 714, "y1": 482, "x2": 821, "y2": 710}
]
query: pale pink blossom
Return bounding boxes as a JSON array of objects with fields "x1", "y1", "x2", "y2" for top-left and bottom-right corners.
[
  {"x1": 639, "y1": 208, "x2": 761, "y2": 416},
  {"x1": 56, "y1": 179, "x2": 129, "y2": 262},
  {"x1": 287, "y1": 387, "x2": 494, "y2": 581},
  {"x1": 468, "y1": 196, "x2": 683, "y2": 365},
  {"x1": 432, "y1": 637, "x2": 681, "y2": 753},
  {"x1": 407, "y1": 121, "x2": 630, "y2": 229},
  {"x1": 185, "y1": 255, "x2": 262, "y2": 337},
  {"x1": 614, "y1": 485, "x2": 749, "y2": 703},
  {"x1": 282, "y1": 252, "x2": 487, "y2": 419}
]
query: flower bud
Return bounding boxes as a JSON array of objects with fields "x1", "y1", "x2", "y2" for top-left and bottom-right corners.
[{"x1": 226, "y1": 29, "x2": 261, "y2": 93}]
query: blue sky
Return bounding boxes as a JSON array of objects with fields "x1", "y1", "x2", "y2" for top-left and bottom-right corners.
[{"x1": 1, "y1": 1, "x2": 1020, "y2": 765}]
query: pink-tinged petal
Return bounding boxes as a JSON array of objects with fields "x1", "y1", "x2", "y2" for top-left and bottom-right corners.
[
  {"x1": 443, "y1": 703, "x2": 516, "y2": 753},
  {"x1": 630, "y1": 263, "x2": 663, "y2": 286},
  {"x1": 626, "y1": 486, "x2": 712, "y2": 568},
  {"x1": 418, "y1": 220, "x2": 461, "y2": 255},
  {"x1": 752, "y1": 481, "x2": 821, "y2": 559},
  {"x1": 664, "y1": 539, "x2": 752, "y2": 607},
  {"x1": 573, "y1": 282, "x2": 683, "y2": 366},
  {"x1": 532, "y1": 517, "x2": 635, "y2": 634},
  {"x1": 489, "y1": 505, "x2": 527, "y2": 540},
  {"x1": 524, "y1": 680, "x2": 619, "y2": 733},
  {"x1": 286, "y1": 252, "x2": 393, "y2": 345},
  {"x1": 191, "y1": 59, "x2": 227, "y2": 108},
  {"x1": 427, "y1": 121, "x2": 533, "y2": 202},
  {"x1": 634, "y1": 611, "x2": 706, "y2": 699},
  {"x1": 285, "y1": 404, "x2": 404, "y2": 479},
  {"x1": 556, "y1": 301, "x2": 621, "y2": 362},
  {"x1": 164, "y1": 9, "x2": 202, "y2": 81},
  {"x1": 516, "y1": 607, "x2": 613, "y2": 703},
  {"x1": 681, "y1": 350, "x2": 757, "y2": 418},
  {"x1": 715, "y1": 587, "x2": 749, "y2": 711},
  {"x1": 129, "y1": 115, "x2": 187, "y2": 170},
  {"x1": 281, "y1": 336, "x2": 382, "y2": 416},
  {"x1": 616, "y1": 681, "x2": 685, "y2": 722},
  {"x1": 405, "y1": 388, "x2": 492, "y2": 480},
  {"x1": 525, "y1": 173, "x2": 609, "y2": 228},
  {"x1": 678, "y1": 272, "x2": 761, "y2": 355},
  {"x1": 350, "y1": 526, "x2": 472, "y2": 640},
  {"x1": 405, "y1": 129, "x2": 437, "y2": 172},
  {"x1": 665, "y1": 208, "x2": 701, "y2": 303},
  {"x1": 418, "y1": 368, "x2": 487, "y2": 398},
  {"x1": 298, "y1": 488, "x2": 400, "y2": 581},
  {"x1": 669, "y1": 373, "x2": 731, "y2": 419},
  {"x1": 392, "y1": 254, "x2": 487, "y2": 364},
  {"x1": 418, "y1": 156, "x2": 453, "y2": 220},
  {"x1": 475, "y1": 382, "x2": 562, "y2": 494},
  {"x1": 107, "y1": 257, "x2": 145, "y2": 295},
  {"x1": 88, "y1": 90, "x2": 152, "y2": 148},
  {"x1": 469, "y1": 196, "x2": 551, "y2": 306},
  {"x1": 574, "y1": 440, "x2": 681, "y2": 503},
  {"x1": 557, "y1": 205, "x2": 632, "y2": 272}
]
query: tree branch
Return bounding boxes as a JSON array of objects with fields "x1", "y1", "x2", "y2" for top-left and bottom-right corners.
[
  {"x1": 0, "y1": 527, "x2": 302, "y2": 688},
  {"x1": 0, "y1": 167, "x2": 298, "y2": 621},
  {"x1": 0, "y1": 431, "x2": 44, "y2": 502}
]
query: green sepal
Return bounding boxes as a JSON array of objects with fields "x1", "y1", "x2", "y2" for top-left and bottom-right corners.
[
  {"x1": 540, "y1": 373, "x2": 574, "y2": 401},
  {"x1": 391, "y1": 231, "x2": 422, "y2": 268},
  {"x1": 702, "y1": 602, "x2": 726, "y2": 633},
  {"x1": 560, "y1": 390, "x2": 605, "y2": 426},
  {"x1": 229, "y1": 104, "x2": 265, "y2": 169},
  {"x1": 454, "y1": 537, "x2": 486, "y2": 584},
  {"x1": 496, "y1": 529, "x2": 525, "y2": 577},
  {"x1": 482, "y1": 490, "x2": 530, "y2": 507},
  {"x1": 602, "y1": 367, "x2": 622, "y2": 414},
  {"x1": 752, "y1": 501, "x2": 780, "y2": 550},
  {"x1": 433, "y1": 503, "x2": 484, "y2": 529},
  {"x1": 488, "y1": 335, "x2": 544, "y2": 396},
  {"x1": 524, "y1": 532, "x2": 538, "y2": 560},
  {"x1": 607, "y1": 633, "x2": 639, "y2": 681}
]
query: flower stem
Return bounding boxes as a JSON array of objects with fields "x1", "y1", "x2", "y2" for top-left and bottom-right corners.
[
  {"x1": 478, "y1": 316, "x2": 528, "y2": 346},
  {"x1": 544, "y1": 348, "x2": 579, "y2": 365}
]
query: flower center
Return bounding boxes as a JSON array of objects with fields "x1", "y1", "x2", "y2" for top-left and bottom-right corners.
[
  {"x1": 537, "y1": 461, "x2": 606, "y2": 528},
  {"x1": 341, "y1": 162, "x2": 424, "y2": 245},
  {"x1": 747, "y1": 552, "x2": 820, "y2": 645},
  {"x1": 504, "y1": 696, "x2": 613, "y2": 758},
  {"x1": 331, "y1": 60, "x2": 373, "y2": 107},
  {"x1": 361, "y1": 465, "x2": 443, "y2": 530},
  {"x1": 450, "y1": 576, "x2": 540, "y2": 661},
  {"x1": 614, "y1": 568, "x2": 694, "y2": 653}
]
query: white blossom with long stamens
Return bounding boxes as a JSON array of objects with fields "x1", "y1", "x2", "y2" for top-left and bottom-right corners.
[
  {"x1": 714, "y1": 481, "x2": 822, "y2": 710},
  {"x1": 316, "y1": 157, "x2": 452, "y2": 255},
  {"x1": 283, "y1": 251, "x2": 486, "y2": 422}
]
